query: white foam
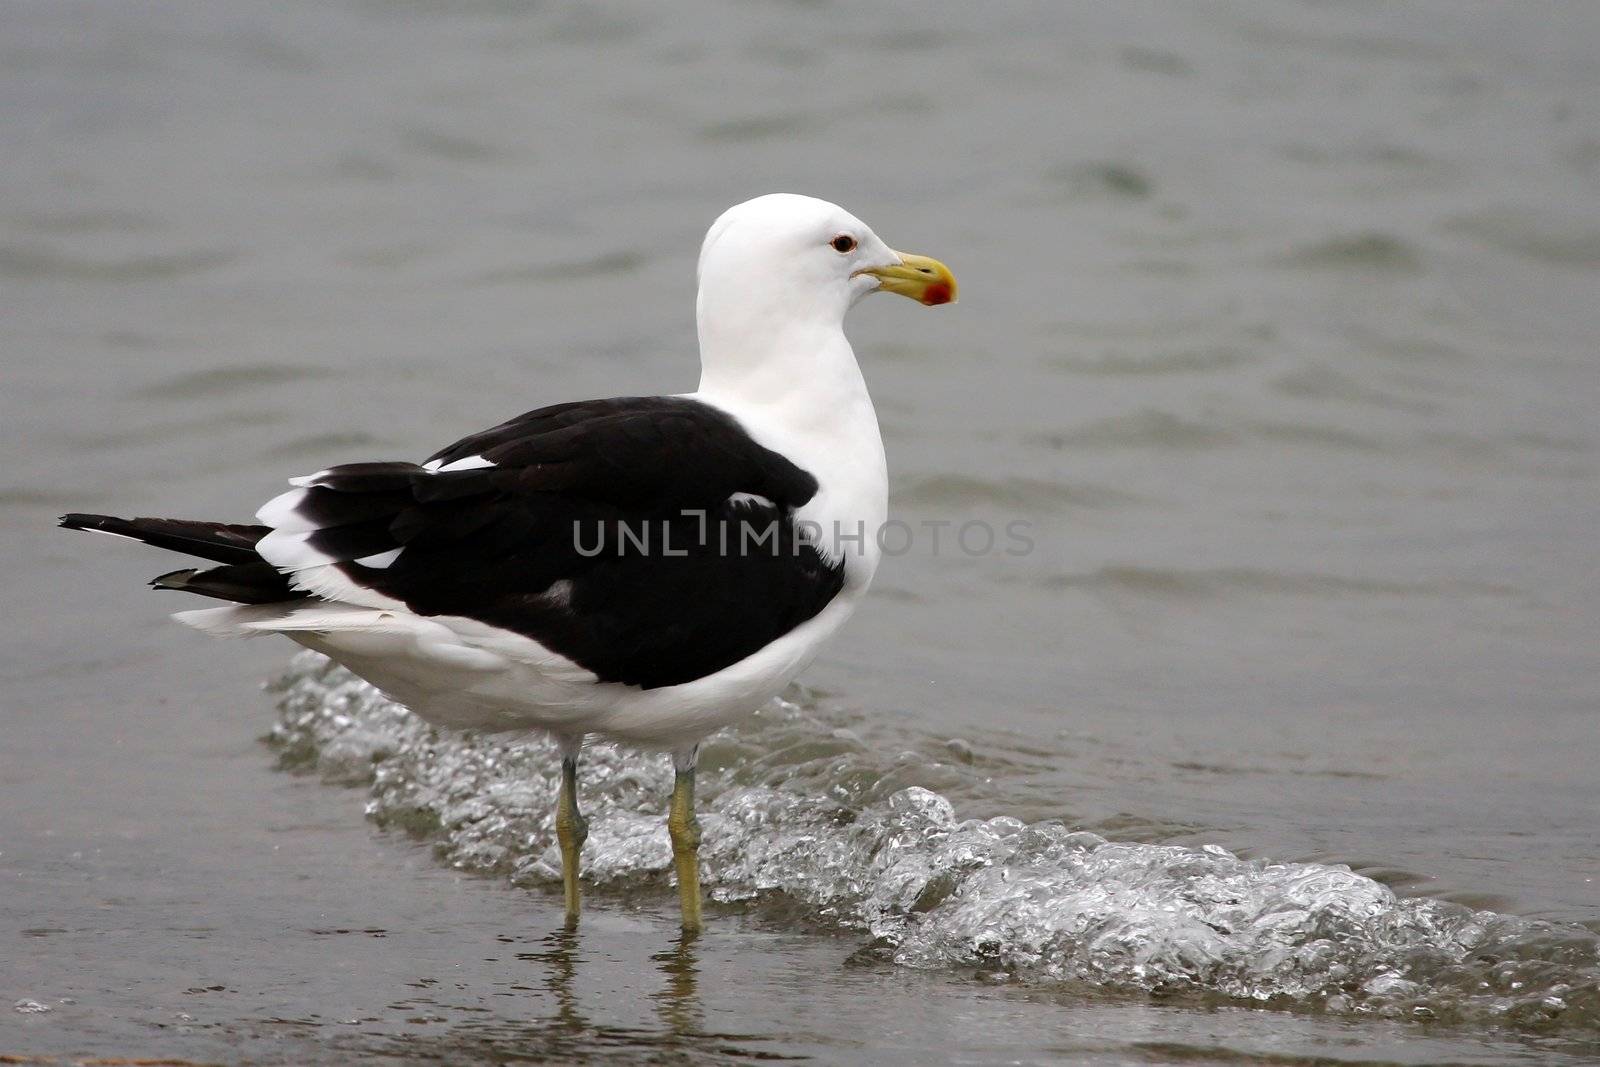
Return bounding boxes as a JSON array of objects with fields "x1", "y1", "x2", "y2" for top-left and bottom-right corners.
[{"x1": 268, "y1": 652, "x2": 1600, "y2": 1035}]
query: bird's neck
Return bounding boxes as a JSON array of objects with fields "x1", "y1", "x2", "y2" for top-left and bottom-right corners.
[
  {"x1": 696, "y1": 301, "x2": 881, "y2": 454},
  {"x1": 698, "y1": 314, "x2": 854, "y2": 400},
  {"x1": 697, "y1": 276, "x2": 847, "y2": 391}
]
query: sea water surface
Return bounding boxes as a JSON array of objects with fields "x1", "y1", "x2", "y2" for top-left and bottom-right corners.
[{"x1": 4, "y1": 2, "x2": 1599, "y2": 1064}]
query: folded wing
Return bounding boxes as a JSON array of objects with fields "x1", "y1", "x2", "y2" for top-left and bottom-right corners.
[{"x1": 251, "y1": 396, "x2": 845, "y2": 689}]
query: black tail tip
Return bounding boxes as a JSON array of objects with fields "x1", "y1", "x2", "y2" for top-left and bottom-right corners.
[{"x1": 60, "y1": 513, "x2": 131, "y2": 534}]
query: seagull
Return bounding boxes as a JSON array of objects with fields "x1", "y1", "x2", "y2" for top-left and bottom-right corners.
[{"x1": 60, "y1": 193, "x2": 956, "y2": 930}]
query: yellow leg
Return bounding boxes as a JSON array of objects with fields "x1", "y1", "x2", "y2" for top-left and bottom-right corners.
[
  {"x1": 666, "y1": 764, "x2": 703, "y2": 932},
  {"x1": 555, "y1": 755, "x2": 588, "y2": 923}
]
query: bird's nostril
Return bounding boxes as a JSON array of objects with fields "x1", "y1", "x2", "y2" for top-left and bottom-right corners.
[{"x1": 918, "y1": 267, "x2": 933, "y2": 274}]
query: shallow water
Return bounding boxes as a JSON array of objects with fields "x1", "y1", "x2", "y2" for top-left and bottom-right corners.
[{"x1": 4, "y1": 2, "x2": 1599, "y2": 1064}]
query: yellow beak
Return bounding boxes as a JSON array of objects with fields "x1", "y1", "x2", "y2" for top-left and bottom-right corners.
[{"x1": 858, "y1": 252, "x2": 958, "y2": 306}]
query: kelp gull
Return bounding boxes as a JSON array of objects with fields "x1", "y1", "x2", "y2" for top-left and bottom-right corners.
[{"x1": 60, "y1": 193, "x2": 957, "y2": 929}]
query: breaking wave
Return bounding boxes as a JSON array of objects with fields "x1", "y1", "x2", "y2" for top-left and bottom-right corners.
[{"x1": 270, "y1": 652, "x2": 1600, "y2": 1036}]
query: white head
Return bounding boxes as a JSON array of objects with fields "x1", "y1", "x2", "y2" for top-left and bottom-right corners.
[{"x1": 694, "y1": 194, "x2": 955, "y2": 400}]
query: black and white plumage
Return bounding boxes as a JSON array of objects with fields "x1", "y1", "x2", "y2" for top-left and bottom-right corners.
[{"x1": 61, "y1": 194, "x2": 957, "y2": 753}]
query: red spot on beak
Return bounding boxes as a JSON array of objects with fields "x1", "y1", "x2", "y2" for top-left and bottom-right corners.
[{"x1": 921, "y1": 282, "x2": 953, "y2": 306}]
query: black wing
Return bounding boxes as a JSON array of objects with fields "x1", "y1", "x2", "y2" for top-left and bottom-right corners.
[{"x1": 273, "y1": 396, "x2": 844, "y2": 689}]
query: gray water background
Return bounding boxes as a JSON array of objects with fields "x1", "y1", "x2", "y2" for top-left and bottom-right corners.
[{"x1": 3, "y1": 2, "x2": 1598, "y2": 1063}]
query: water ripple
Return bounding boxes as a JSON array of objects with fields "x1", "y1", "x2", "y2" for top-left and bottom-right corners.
[
  {"x1": 1445, "y1": 208, "x2": 1600, "y2": 270},
  {"x1": 895, "y1": 474, "x2": 1139, "y2": 510},
  {"x1": 1030, "y1": 411, "x2": 1237, "y2": 451},
  {"x1": 400, "y1": 125, "x2": 508, "y2": 164},
  {"x1": 1038, "y1": 566, "x2": 1517, "y2": 601},
  {"x1": 1278, "y1": 233, "x2": 1424, "y2": 273},
  {"x1": 134, "y1": 363, "x2": 332, "y2": 400},
  {"x1": 0, "y1": 243, "x2": 236, "y2": 282},
  {"x1": 269, "y1": 654, "x2": 1600, "y2": 1036},
  {"x1": 1045, "y1": 161, "x2": 1155, "y2": 200},
  {"x1": 699, "y1": 112, "x2": 822, "y2": 143},
  {"x1": 1049, "y1": 346, "x2": 1253, "y2": 376},
  {"x1": 471, "y1": 251, "x2": 647, "y2": 286}
]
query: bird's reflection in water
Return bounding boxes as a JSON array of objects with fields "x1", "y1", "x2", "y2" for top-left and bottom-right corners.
[
  {"x1": 531, "y1": 921, "x2": 588, "y2": 1037},
  {"x1": 528, "y1": 919, "x2": 706, "y2": 1048},
  {"x1": 650, "y1": 929, "x2": 704, "y2": 1040},
  {"x1": 354, "y1": 919, "x2": 795, "y2": 1063}
]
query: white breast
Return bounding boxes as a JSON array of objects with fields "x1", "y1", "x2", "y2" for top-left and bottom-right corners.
[{"x1": 693, "y1": 358, "x2": 887, "y2": 592}]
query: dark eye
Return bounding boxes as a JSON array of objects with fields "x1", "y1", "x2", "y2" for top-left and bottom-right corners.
[{"x1": 831, "y1": 234, "x2": 857, "y2": 254}]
